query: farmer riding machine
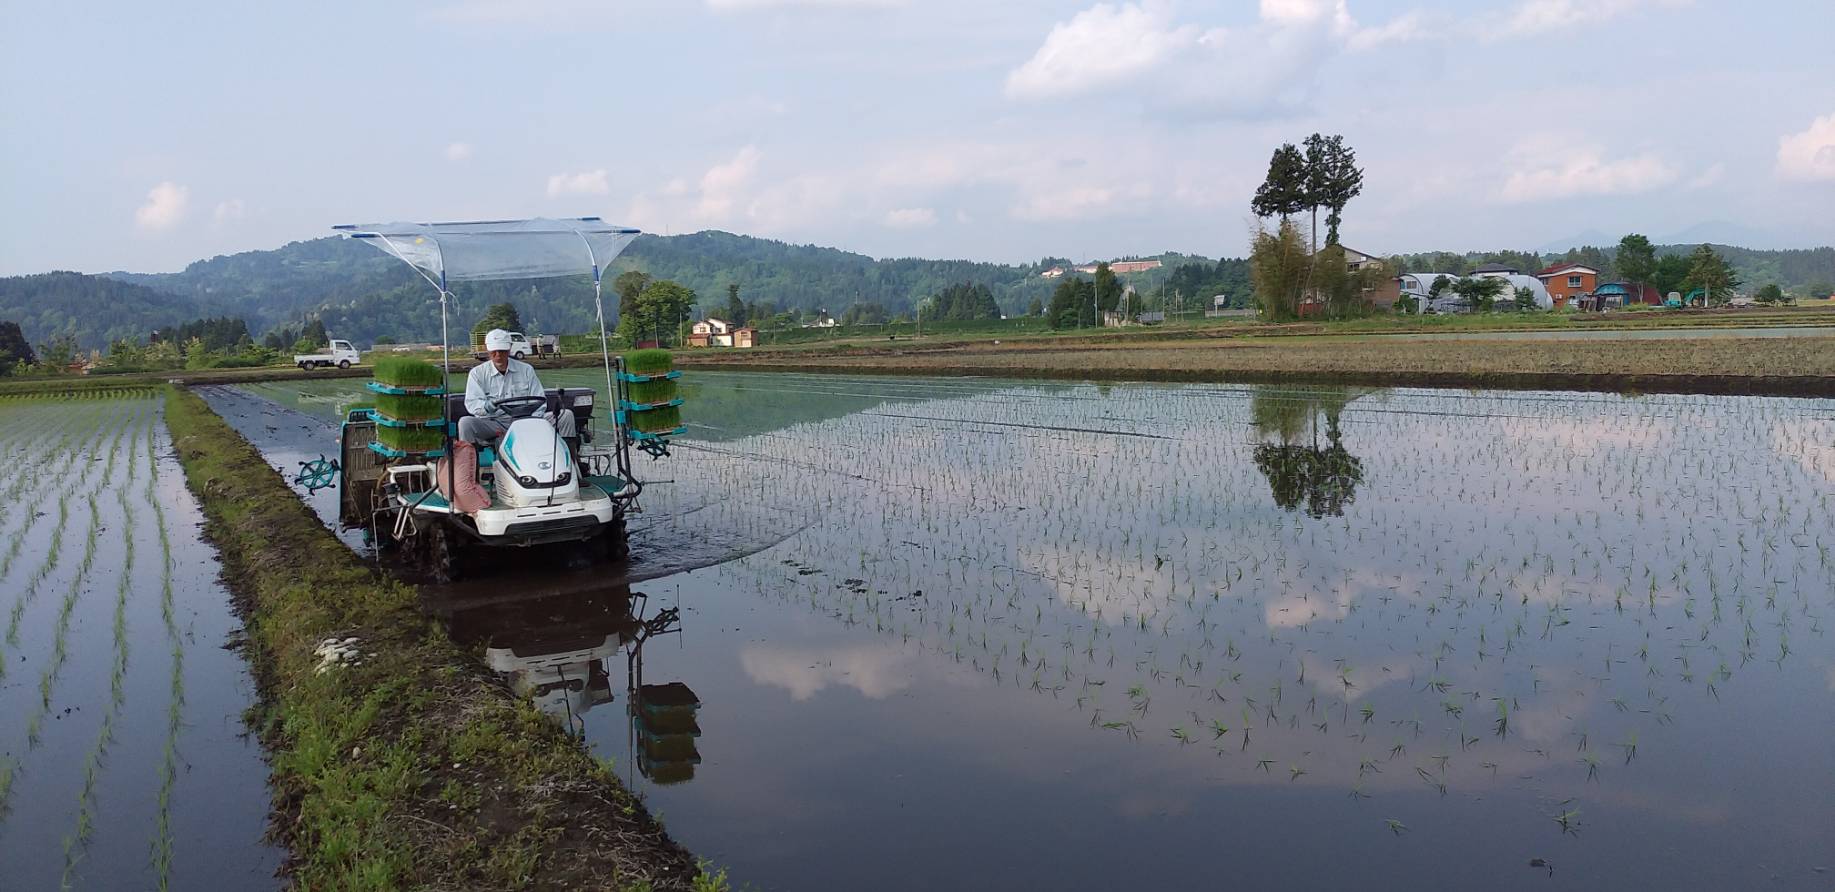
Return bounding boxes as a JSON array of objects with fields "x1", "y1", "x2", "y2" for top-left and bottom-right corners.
[{"x1": 317, "y1": 218, "x2": 686, "y2": 582}]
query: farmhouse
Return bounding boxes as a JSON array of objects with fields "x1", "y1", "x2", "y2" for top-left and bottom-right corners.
[
  {"x1": 1535, "y1": 262, "x2": 1598, "y2": 310},
  {"x1": 686, "y1": 317, "x2": 757, "y2": 348}
]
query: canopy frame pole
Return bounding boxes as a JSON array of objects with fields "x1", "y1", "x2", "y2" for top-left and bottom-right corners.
[{"x1": 574, "y1": 232, "x2": 634, "y2": 486}]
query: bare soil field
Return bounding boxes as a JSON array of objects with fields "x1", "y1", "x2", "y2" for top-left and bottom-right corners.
[{"x1": 679, "y1": 333, "x2": 1835, "y2": 396}]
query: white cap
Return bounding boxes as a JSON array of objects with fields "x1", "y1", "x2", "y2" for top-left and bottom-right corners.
[{"x1": 484, "y1": 329, "x2": 513, "y2": 351}]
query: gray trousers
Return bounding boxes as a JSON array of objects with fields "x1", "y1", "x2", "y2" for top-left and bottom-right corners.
[{"x1": 458, "y1": 411, "x2": 575, "y2": 448}]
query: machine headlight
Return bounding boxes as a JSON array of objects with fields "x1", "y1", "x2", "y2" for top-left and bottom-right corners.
[{"x1": 518, "y1": 475, "x2": 536, "y2": 487}]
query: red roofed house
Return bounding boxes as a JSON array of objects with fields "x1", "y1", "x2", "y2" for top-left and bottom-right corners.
[{"x1": 1536, "y1": 263, "x2": 1598, "y2": 310}]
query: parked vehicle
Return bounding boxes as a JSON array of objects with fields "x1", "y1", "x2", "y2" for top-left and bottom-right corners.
[
  {"x1": 469, "y1": 330, "x2": 559, "y2": 360},
  {"x1": 294, "y1": 339, "x2": 361, "y2": 369}
]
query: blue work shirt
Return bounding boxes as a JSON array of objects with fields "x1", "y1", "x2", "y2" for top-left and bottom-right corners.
[{"x1": 464, "y1": 357, "x2": 547, "y2": 419}]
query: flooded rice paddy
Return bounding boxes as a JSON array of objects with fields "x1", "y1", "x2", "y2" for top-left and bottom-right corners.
[
  {"x1": 0, "y1": 390, "x2": 277, "y2": 889},
  {"x1": 242, "y1": 371, "x2": 1834, "y2": 889}
]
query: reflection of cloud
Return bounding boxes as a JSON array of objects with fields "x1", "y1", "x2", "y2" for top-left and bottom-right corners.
[{"x1": 741, "y1": 642, "x2": 916, "y2": 701}]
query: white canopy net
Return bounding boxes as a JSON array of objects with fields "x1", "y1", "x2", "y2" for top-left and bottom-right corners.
[{"x1": 334, "y1": 217, "x2": 640, "y2": 285}]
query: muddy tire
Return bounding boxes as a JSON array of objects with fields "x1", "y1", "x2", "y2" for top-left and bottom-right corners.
[
  {"x1": 423, "y1": 521, "x2": 459, "y2": 584},
  {"x1": 594, "y1": 512, "x2": 629, "y2": 564}
]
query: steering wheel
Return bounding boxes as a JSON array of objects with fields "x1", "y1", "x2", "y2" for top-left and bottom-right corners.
[{"x1": 491, "y1": 395, "x2": 550, "y2": 419}]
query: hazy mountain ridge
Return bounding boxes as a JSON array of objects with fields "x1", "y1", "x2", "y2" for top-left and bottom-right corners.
[{"x1": 3, "y1": 231, "x2": 1831, "y2": 350}]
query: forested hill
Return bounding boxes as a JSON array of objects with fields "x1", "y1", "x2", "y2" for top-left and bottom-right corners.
[
  {"x1": 89, "y1": 230, "x2": 1196, "y2": 346},
  {"x1": 0, "y1": 272, "x2": 207, "y2": 350}
]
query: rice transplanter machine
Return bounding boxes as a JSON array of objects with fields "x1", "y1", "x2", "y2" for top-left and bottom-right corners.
[{"x1": 321, "y1": 218, "x2": 687, "y2": 581}]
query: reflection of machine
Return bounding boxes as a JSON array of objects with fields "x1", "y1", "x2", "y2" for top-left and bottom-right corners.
[
  {"x1": 444, "y1": 586, "x2": 698, "y2": 757},
  {"x1": 631, "y1": 669, "x2": 702, "y2": 785},
  {"x1": 485, "y1": 626, "x2": 621, "y2": 732}
]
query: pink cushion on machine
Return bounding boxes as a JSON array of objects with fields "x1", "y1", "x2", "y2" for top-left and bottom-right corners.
[{"x1": 435, "y1": 440, "x2": 492, "y2": 514}]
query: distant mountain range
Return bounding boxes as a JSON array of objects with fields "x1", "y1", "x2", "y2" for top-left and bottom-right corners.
[
  {"x1": 1537, "y1": 221, "x2": 1819, "y2": 254},
  {"x1": 2, "y1": 230, "x2": 1831, "y2": 350}
]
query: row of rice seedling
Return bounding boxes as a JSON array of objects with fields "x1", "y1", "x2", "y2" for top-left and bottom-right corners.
[
  {"x1": 143, "y1": 408, "x2": 184, "y2": 891},
  {"x1": 0, "y1": 406, "x2": 100, "y2": 571},
  {"x1": 0, "y1": 400, "x2": 144, "y2": 810},
  {"x1": 1, "y1": 404, "x2": 124, "y2": 656},
  {"x1": 59, "y1": 481, "x2": 140, "y2": 885}
]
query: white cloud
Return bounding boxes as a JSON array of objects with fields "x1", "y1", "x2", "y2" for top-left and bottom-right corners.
[
  {"x1": 1005, "y1": 3, "x2": 1200, "y2": 100},
  {"x1": 1499, "y1": 0, "x2": 1684, "y2": 38},
  {"x1": 1345, "y1": 9, "x2": 1428, "y2": 49},
  {"x1": 212, "y1": 199, "x2": 245, "y2": 223},
  {"x1": 134, "y1": 182, "x2": 189, "y2": 231},
  {"x1": 1684, "y1": 162, "x2": 1725, "y2": 191},
  {"x1": 1011, "y1": 182, "x2": 1150, "y2": 222},
  {"x1": 445, "y1": 142, "x2": 473, "y2": 162},
  {"x1": 1259, "y1": 0, "x2": 1353, "y2": 32},
  {"x1": 1004, "y1": 1, "x2": 1422, "y2": 116},
  {"x1": 707, "y1": 0, "x2": 902, "y2": 8},
  {"x1": 545, "y1": 169, "x2": 609, "y2": 197},
  {"x1": 1499, "y1": 143, "x2": 1679, "y2": 202},
  {"x1": 883, "y1": 207, "x2": 937, "y2": 228},
  {"x1": 696, "y1": 145, "x2": 761, "y2": 221},
  {"x1": 1776, "y1": 113, "x2": 1835, "y2": 182}
]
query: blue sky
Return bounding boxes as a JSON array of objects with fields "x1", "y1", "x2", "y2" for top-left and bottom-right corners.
[{"x1": 3, "y1": 0, "x2": 1832, "y2": 275}]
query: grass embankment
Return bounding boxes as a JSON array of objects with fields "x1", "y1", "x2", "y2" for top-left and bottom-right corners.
[
  {"x1": 162, "y1": 387, "x2": 714, "y2": 891},
  {"x1": 679, "y1": 333, "x2": 1835, "y2": 397}
]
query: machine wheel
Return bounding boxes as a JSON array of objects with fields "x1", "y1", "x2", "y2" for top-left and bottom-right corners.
[
  {"x1": 338, "y1": 359, "x2": 351, "y2": 369},
  {"x1": 423, "y1": 521, "x2": 459, "y2": 584},
  {"x1": 593, "y1": 512, "x2": 629, "y2": 564},
  {"x1": 512, "y1": 350, "x2": 526, "y2": 360},
  {"x1": 298, "y1": 361, "x2": 310, "y2": 370}
]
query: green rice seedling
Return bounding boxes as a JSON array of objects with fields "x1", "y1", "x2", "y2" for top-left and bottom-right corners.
[
  {"x1": 373, "y1": 392, "x2": 443, "y2": 422},
  {"x1": 626, "y1": 377, "x2": 679, "y2": 405},
  {"x1": 1553, "y1": 807, "x2": 1581, "y2": 836},
  {"x1": 630, "y1": 404, "x2": 682, "y2": 435},
  {"x1": 371, "y1": 355, "x2": 443, "y2": 388},
  {"x1": 625, "y1": 349, "x2": 674, "y2": 376},
  {"x1": 377, "y1": 424, "x2": 447, "y2": 453},
  {"x1": 1385, "y1": 818, "x2": 1408, "y2": 835}
]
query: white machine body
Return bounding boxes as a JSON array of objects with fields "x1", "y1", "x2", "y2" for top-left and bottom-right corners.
[{"x1": 494, "y1": 416, "x2": 579, "y2": 508}]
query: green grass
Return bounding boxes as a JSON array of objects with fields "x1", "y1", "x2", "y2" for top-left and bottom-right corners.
[
  {"x1": 625, "y1": 349, "x2": 675, "y2": 376},
  {"x1": 162, "y1": 386, "x2": 709, "y2": 890},
  {"x1": 371, "y1": 356, "x2": 442, "y2": 388},
  {"x1": 630, "y1": 404, "x2": 682, "y2": 434},
  {"x1": 373, "y1": 392, "x2": 443, "y2": 422},
  {"x1": 376, "y1": 424, "x2": 447, "y2": 454},
  {"x1": 626, "y1": 378, "x2": 679, "y2": 405}
]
